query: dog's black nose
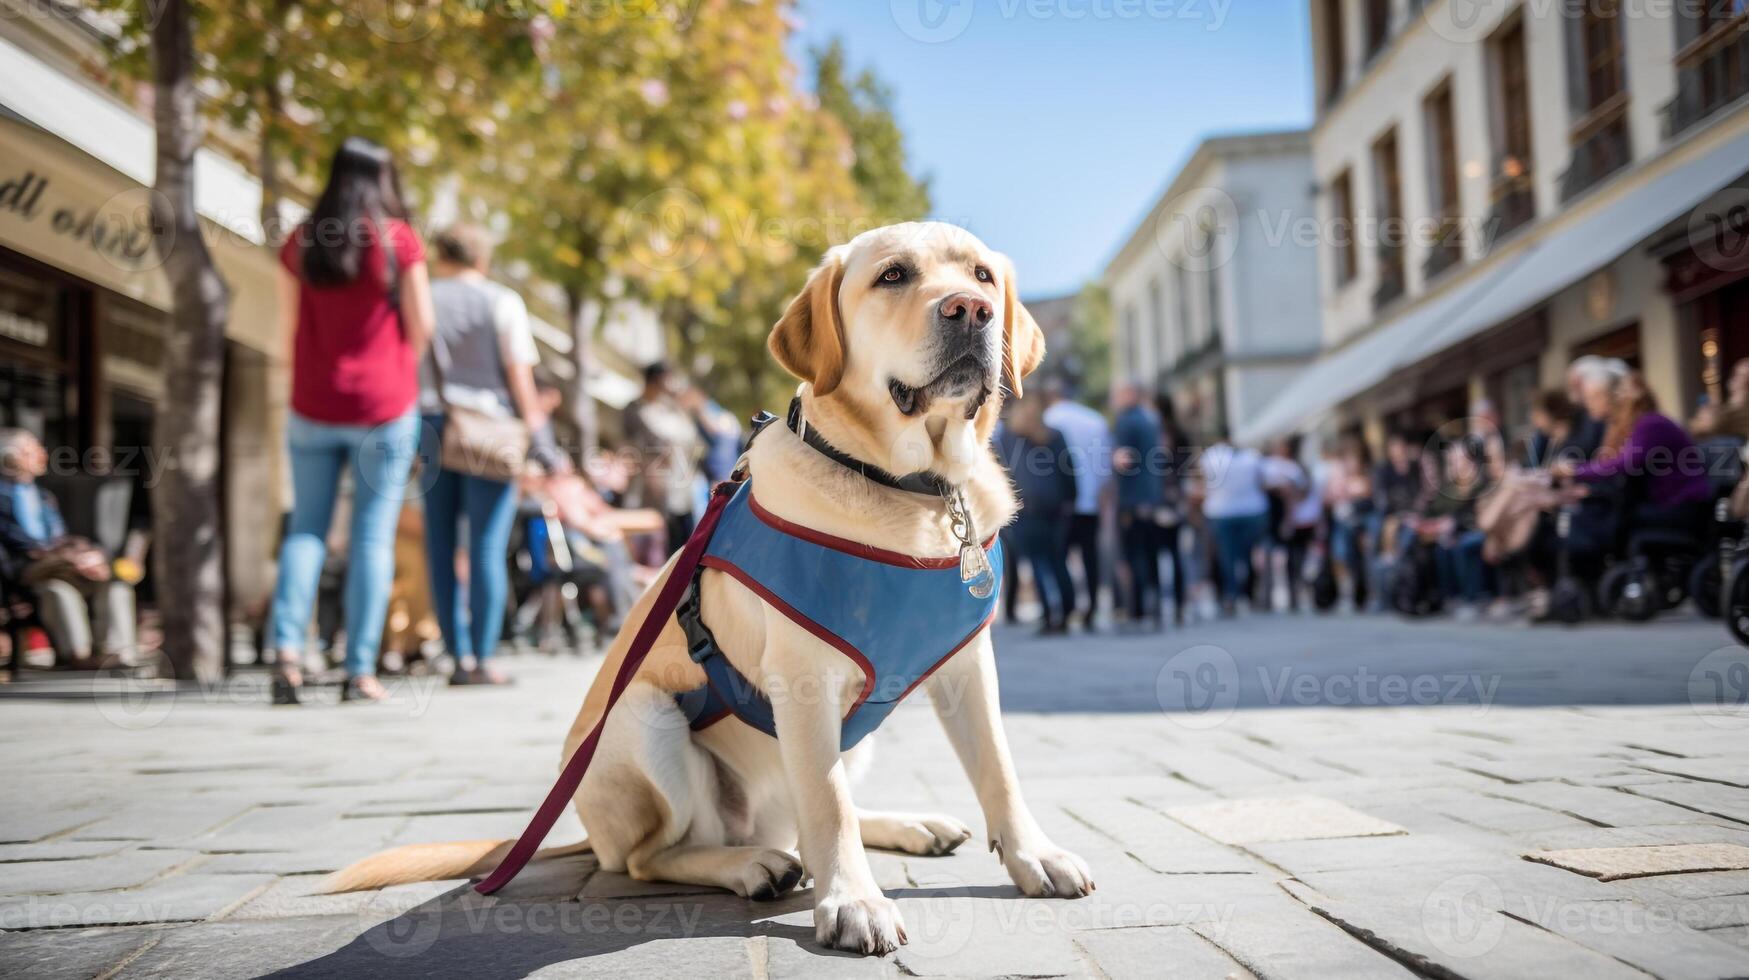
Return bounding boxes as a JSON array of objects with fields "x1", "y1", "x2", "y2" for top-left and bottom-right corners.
[{"x1": 936, "y1": 292, "x2": 993, "y2": 330}]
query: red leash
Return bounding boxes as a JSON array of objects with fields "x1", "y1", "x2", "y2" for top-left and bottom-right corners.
[{"x1": 475, "y1": 479, "x2": 740, "y2": 895}]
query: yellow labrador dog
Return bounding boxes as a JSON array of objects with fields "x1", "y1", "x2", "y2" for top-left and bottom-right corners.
[{"x1": 325, "y1": 222, "x2": 1094, "y2": 955}]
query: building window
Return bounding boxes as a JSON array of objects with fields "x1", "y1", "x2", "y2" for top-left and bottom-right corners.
[
  {"x1": 1666, "y1": 0, "x2": 1749, "y2": 136},
  {"x1": 1372, "y1": 128, "x2": 1406, "y2": 309},
  {"x1": 1364, "y1": 0, "x2": 1391, "y2": 61},
  {"x1": 1486, "y1": 15, "x2": 1536, "y2": 247},
  {"x1": 1331, "y1": 169, "x2": 1358, "y2": 287},
  {"x1": 1321, "y1": 0, "x2": 1348, "y2": 106},
  {"x1": 1147, "y1": 278, "x2": 1166, "y2": 372},
  {"x1": 1422, "y1": 80, "x2": 1463, "y2": 279},
  {"x1": 1124, "y1": 304, "x2": 1141, "y2": 374},
  {"x1": 1174, "y1": 261, "x2": 1196, "y2": 352},
  {"x1": 1559, "y1": 0, "x2": 1631, "y2": 201},
  {"x1": 1204, "y1": 229, "x2": 1223, "y2": 346}
]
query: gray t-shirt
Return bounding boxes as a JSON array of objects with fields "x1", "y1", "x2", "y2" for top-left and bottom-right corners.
[{"x1": 420, "y1": 276, "x2": 539, "y2": 418}]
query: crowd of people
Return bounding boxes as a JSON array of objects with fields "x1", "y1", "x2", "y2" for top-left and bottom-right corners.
[
  {"x1": 7, "y1": 137, "x2": 1744, "y2": 689},
  {"x1": 996, "y1": 353, "x2": 1749, "y2": 633},
  {"x1": 0, "y1": 138, "x2": 735, "y2": 699}
]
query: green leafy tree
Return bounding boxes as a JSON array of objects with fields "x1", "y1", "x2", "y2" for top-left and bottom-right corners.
[
  {"x1": 810, "y1": 38, "x2": 931, "y2": 223},
  {"x1": 87, "y1": 0, "x2": 539, "y2": 675},
  {"x1": 1068, "y1": 282, "x2": 1113, "y2": 405}
]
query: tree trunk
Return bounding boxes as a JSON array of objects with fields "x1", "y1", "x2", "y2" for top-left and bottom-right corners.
[
  {"x1": 566, "y1": 287, "x2": 599, "y2": 454},
  {"x1": 150, "y1": 0, "x2": 232, "y2": 685}
]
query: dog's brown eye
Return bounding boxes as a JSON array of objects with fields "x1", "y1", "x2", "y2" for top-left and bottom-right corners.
[
  {"x1": 879, "y1": 266, "x2": 906, "y2": 285},
  {"x1": 974, "y1": 266, "x2": 992, "y2": 283}
]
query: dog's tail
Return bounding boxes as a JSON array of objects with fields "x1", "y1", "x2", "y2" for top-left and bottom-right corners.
[{"x1": 318, "y1": 838, "x2": 593, "y2": 894}]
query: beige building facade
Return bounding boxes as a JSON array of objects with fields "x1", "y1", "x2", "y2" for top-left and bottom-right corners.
[{"x1": 1242, "y1": 0, "x2": 1749, "y2": 447}]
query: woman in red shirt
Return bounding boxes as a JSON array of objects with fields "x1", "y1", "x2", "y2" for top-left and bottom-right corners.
[{"x1": 269, "y1": 138, "x2": 434, "y2": 705}]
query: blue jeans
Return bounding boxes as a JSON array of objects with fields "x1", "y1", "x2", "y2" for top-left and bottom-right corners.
[
  {"x1": 271, "y1": 409, "x2": 418, "y2": 676},
  {"x1": 1436, "y1": 529, "x2": 1490, "y2": 603},
  {"x1": 1013, "y1": 515, "x2": 1075, "y2": 626},
  {"x1": 419, "y1": 415, "x2": 520, "y2": 664},
  {"x1": 1209, "y1": 512, "x2": 1269, "y2": 604}
]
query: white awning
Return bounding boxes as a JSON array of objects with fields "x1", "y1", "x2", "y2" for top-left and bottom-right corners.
[
  {"x1": 1399, "y1": 126, "x2": 1749, "y2": 366},
  {"x1": 1239, "y1": 125, "x2": 1749, "y2": 445},
  {"x1": 1235, "y1": 267, "x2": 1508, "y2": 444}
]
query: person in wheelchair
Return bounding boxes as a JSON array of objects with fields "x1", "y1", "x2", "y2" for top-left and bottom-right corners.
[
  {"x1": 1553, "y1": 371, "x2": 1713, "y2": 616},
  {"x1": 1554, "y1": 372, "x2": 1711, "y2": 536}
]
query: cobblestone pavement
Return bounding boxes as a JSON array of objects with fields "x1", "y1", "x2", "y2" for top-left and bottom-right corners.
[{"x1": 4, "y1": 612, "x2": 1749, "y2": 978}]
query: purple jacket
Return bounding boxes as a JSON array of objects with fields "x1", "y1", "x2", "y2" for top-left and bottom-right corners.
[{"x1": 1574, "y1": 412, "x2": 1711, "y2": 507}]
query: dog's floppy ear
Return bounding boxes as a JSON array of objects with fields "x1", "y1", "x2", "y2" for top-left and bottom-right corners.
[
  {"x1": 999, "y1": 254, "x2": 1046, "y2": 399},
  {"x1": 768, "y1": 249, "x2": 847, "y2": 396}
]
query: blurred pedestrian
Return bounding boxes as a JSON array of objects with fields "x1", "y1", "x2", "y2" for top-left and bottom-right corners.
[
  {"x1": 681, "y1": 382, "x2": 744, "y2": 521},
  {"x1": 419, "y1": 223, "x2": 557, "y2": 687},
  {"x1": 1041, "y1": 376, "x2": 1111, "y2": 628},
  {"x1": 1262, "y1": 435, "x2": 1319, "y2": 612},
  {"x1": 269, "y1": 137, "x2": 432, "y2": 705},
  {"x1": 624, "y1": 361, "x2": 705, "y2": 551},
  {"x1": 1111, "y1": 381, "x2": 1164, "y2": 630},
  {"x1": 0, "y1": 429, "x2": 135, "y2": 667},
  {"x1": 1155, "y1": 392, "x2": 1192, "y2": 625},
  {"x1": 998, "y1": 395, "x2": 1077, "y2": 634},
  {"x1": 1198, "y1": 429, "x2": 1269, "y2": 616}
]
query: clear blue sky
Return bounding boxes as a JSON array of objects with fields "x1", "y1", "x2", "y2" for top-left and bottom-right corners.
[{"x1": 789, "y1": 0, "x2": 1314, "y2": 299}]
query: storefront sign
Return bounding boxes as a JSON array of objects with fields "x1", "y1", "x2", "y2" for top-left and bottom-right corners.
[
  {"x1": 0, "y1": 168, "x2": 156, "y2": 272},
  {"x1": 0, "y1": 308, "x2": 49, "y2": 347}
]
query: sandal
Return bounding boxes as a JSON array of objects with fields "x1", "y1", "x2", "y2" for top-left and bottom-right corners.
[
  {"x1": 341, "y1": 674, "x2": 388, "y2": 702},
  {"x1": 271, "y1": 664, "x2": 303, "y2": 706}
]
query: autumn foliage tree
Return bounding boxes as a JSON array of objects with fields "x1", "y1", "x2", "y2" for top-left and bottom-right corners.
[{"x1": 88, "y1": 0, "x2": 930, "y2": 668}]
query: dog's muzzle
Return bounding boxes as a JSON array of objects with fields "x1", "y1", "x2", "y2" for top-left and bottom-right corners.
[{"x1": 889, "y1": 294, "x2": 998, "y2": 418}]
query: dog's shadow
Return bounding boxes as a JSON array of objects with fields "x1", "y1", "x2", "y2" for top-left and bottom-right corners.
[{"x1": 262, "y1": 868, "x2": 1030, "y2": 977}]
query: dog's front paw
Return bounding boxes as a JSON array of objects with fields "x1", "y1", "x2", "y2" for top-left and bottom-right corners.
[
  {"x1": 735, "y1": 849, "x2": 806, "y2": 901},
  {"x1": 994, "y1": 838, "x2": 1095, "y2": 898},
  {"x1": 864, "y1": 812, "x2": 974, "y2": 856},
  {"x1": 815, "y1": 888, "x2": 907, "y2": 956}
]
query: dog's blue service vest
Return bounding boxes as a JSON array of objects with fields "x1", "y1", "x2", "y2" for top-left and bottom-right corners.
[{"x1": 674, "y1": 478, "x2": 1001, "y2": 751}]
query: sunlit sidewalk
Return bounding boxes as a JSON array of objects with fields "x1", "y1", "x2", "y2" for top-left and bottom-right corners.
[{"x1": 2, "y1": 615, "x2": 1748, "y2": 978}]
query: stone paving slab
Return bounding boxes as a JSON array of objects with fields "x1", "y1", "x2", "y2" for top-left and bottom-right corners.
[
  {"x1": 1527, "y1": 842, "x2": 1749, "y2": 880},
  {"x1": 1166, "y1": 796, "x2": 1404, "y2": 845},
  {"x1": 5, "y1": 613, "x2": 1749, "y2": 977}
]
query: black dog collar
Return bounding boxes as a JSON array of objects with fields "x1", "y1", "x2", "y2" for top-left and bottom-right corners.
[{"x1": 746, "y1": 397, "x2": 952, "y2": 498}]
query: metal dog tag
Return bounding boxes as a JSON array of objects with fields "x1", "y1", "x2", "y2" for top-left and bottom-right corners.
[
  {"x1": 959, "y1": 542, "x2": 995, "y2": 599},
  {"x1": 945, "y1": 488, "x2": 995, "y2": 598}
]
